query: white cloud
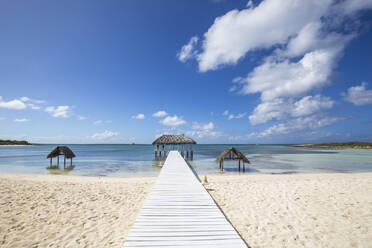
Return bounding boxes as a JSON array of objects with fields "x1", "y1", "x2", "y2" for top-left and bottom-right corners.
[
  {"x1": 179, "y1": 0, "x2": 371, "y2": 138},
  {"x1": 90, "y1": 130, "x2": 119, "y2": 140},
  {"x1": 192, "y1": 122, "x2": 215, "y2": 131},
  {"x1": 152, "y1": 111, "x2": 168, "y2": 117},
  {"x1": 188, "y1": 121, "x2": 221, "y2": 139},
  {"x1": 20, "y1": 97, "x2": 45, "y2": 104},
  {"x1": 186, "y1": 130, "x2": 223, "y2": 139},
  {"x1": 344, "y1": 82, "x2": 372, "y2": 105},
  {"x1": 20, "y1": 97, "x2": 45, "y2": 110},
  {"x1": 0, "y1": 96, "x2": 27, "y2": 110},
  {"x1": 196, "y1": 0, "x2": 333, "y2": 71},
  {"x1": 132, "y1": 113, "x2": 145, "y2": 119},
  {"x1": 292, "y1": 95, "x2": 334, "y2": 117},
  {"x1": 222, "y1": 110, "x2": 229, "y2": 116},
  {"x1": 177, "y1": 36, "x2": 199, "y2": 62},
  {"x1": 45, "y1": 106, "x2": 71, "y2": 118},
  {"x1": 160, "y1": 115, "x2": 186, "y2": 126},
  {"x1": 94, "y1": 120, "x2": 103, "y2": 125},
  {"x1": 338, "y1": 0, "x2": 372, "y2": 15},
  {"x1": 77, "y1": 116, "x2": 87, "y2": 120},
  {"x1": 228, "y1": 112, "x2": 246, "y2": 120},
  {"x1": 186, "y1": 122, "x2": 224, "y2": 139},
  {"x1": 238, "y1": 48, "x2": 341, "y2": 101},
  {"x1": 251, "y1": 115, "x2": 343, "y2": 138},
  {"x1": 28, "y1": 103, "x2": 41, "y2": 110},
  {"x1": 14, "y1": 118, "x2": 30, "y2": 122},
  {"x1": 249, "y1": 95, "x2": 334, "y2": 125}
]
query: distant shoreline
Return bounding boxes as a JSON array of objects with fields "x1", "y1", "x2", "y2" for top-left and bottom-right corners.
[
  {"x1": 0, "y1": 145, "x2": 32, "y2": 147},
  {"x1": 290, "y1": 142, "x2": 372, "y2": 149},
  {"x1": 0, "y1": 140, "x2": 32, "y2": 146}
]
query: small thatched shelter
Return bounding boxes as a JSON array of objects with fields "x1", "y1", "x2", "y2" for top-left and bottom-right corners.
[
  {"x1": 152, "y1": 134, "x2": 196, "y2": 159},
  {"x1": 216, "y1": 147, "x2": 250, "y2": 172},
  {"x1": 47, "y1": 146, "x2": 75, "y2": 169}
]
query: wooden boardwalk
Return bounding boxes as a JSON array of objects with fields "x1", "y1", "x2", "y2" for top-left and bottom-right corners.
[{"x1": 123, "y1": 151, "x2": 247, "y2": 247}]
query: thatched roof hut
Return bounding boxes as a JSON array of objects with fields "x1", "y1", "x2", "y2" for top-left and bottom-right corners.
[
  {"x1": 152, "y1": 134, "x2": 196, "y2": 145},
  {"x1": 152, "y1": 134, "x2": 196, "y2": 159},
  {"x1": 47, "y1": 146, "x2": 75, "y2": 169},
  {"x1": 47, "y1": 146, "x2": 76, "y2": 158},
  {"x1": 216, "y1": 147, "x2": 250, "y2": 172}
]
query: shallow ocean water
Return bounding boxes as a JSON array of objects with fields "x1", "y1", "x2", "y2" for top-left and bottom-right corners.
[{"x1": 0, "y1": 144, "x2": 371, "y2": 177}]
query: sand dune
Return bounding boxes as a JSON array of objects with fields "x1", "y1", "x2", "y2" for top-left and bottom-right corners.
[{"x1": 0, "y1": 173, "x2": 371, "y2": 247}]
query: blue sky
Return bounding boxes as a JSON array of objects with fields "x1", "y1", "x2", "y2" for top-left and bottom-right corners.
[{"x1": 0, "y1": 0, "x2": 372, "y2": 144}]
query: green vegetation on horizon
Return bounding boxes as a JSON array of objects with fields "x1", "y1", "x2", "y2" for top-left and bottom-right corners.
[
  {"x1": 291, "y1": 142, "x2": 372, "y2": 149},
  {"x1": 0, "y1": 139, "x2": 31, "y2": 145}
]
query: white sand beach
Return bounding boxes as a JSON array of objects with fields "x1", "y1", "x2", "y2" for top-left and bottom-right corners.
[
  {"x1": 0, "y1": 174, "x2": 155, "y2": 248},
  {"x1": 206, "y1": 173, "x2": 372, "y2": 248},
  {"x1": 0, "y1": 172, "x2": 371, "y2": 247}
]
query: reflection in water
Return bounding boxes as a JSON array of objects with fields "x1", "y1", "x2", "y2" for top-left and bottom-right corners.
[
  {"x1": 152, "y1": 159, "x2": 165, "y2": 167},
  {"x1": 46, "y1": 165, "x2": 75, "y2": 175},
  {"x1": 1, "y1": 144, "x2": 372, "y2": 176}
]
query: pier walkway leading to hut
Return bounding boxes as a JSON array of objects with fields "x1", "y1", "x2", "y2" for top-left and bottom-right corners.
[{"x1": 123, "y1": 151, "x2": 247, "y2": 248}]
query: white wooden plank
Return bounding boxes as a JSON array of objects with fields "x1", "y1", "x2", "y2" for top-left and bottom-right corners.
[{"x1": 123, "y1": 151, "x2": 247, "y2": 248}]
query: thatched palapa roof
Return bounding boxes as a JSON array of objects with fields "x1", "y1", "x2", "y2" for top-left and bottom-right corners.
[
  {"x1": 152, "y1": 134, "x2": 196, "y2": 145},
  {"x1": 216, "y1": 147, "x2": 250, "y2": 163},
  {"x1": 47, "y1": 146, "x2": 76, "y2": 159}
]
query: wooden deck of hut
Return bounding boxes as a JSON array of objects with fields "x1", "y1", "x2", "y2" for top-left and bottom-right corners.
[
  {"x1": 152, "y1": 134, "x2": 196, "y2": 160},
  {"x1": 216, "y1": 147, "x2": 250, "y2": 172},
  {"x1": 123, "y1": 151, "x2": 247, "y2": 247},
  {"x1": 46, "y1": 146, "x2": 75, "y2": 169}
]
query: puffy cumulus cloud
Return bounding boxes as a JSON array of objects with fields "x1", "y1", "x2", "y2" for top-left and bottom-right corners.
[
  {"x1": 192, "y1": 122, "x2": 215, "y2": 131},
  {"x1": 343, "y1": 82, "x2": 372, "y2": 106},
  {"x1": 250, "y1": 115, "x2": 343, "y2": 138},
  {"x1": 152, "y1": 111, "x2": 168, "y2": 117},
  {"x1": 196, "y1": 0, "x2": 332, "y2": 71},
  {"x1": 45, "y1": 106, "x2": 71, "y2": 118},
  {"x1": 131, "y1": 113, "x2": 145, "y2": 119},
  {"x1": 20, "y1": 97, "x2": 45, "y2": 110},
  {"x1": 186, "y1": 129, "x2": 223, "y2": 139},
  {"x1": 181, "y1": 0, "x2": 368, "y2": 72},
  {"x1": 337, "y1": 0, "x2": 372, "y2": 15},
  {"x1": 77, "y1": 116, "x2": 87, "y2": 120},
  {"x1": 249, "y1": 95, "x2": 334, "y2": 125},
  {"x1": 228, "y1": 112, "x2": 246, "y2": 120},
  {"x1": 90, "y1": 130, "x2": 119, "y2": 140},
  {"x1": 160, "y1": 115, "x2": 186, "y2": 126},
  {"x1": 238, "y1": 48, "x2": 341, "y2": 101},
  {"x1": 178, "y1": 0, "x2": 372, "y2": 137},
  {"x1": 177, "y1": 36, "x2": 199, "y2": 62},
  {"x1": 188, "y1": 121, "x2": 222, "y2": 139},
  {"x1": 28, "y1": 104, "x2": 41, "y2": 110},
  {"x1": 0, "y1": 96, "x2": 27, "y2": 110},
  {"x1": 292, "y1": 95, "x2": 334, "y2": 116},
  {"x1": 14, "y1": 118, "x2": 30, "y2": 122},
  {"x1": 222, "y1": 110, "x2": 229, "y2": 116}
]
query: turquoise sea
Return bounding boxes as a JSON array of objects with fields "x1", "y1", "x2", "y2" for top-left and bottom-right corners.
[{"x1": 0, "y1": 144, "x2": 371, "y2": 177}]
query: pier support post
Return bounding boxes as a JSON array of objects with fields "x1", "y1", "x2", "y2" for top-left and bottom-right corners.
[
  {"x1": 64, "y1": 155, "x2": 66, "y2": 169},
  {"x1": 57, "y1": 156, "x2": 59, "y2": 168},
  {"x1": 50, "y1": 158, "x2": 52, "y2": 167},
  {"x1": 238, "y1": 159, "x2": 241, "y2": 172}
]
